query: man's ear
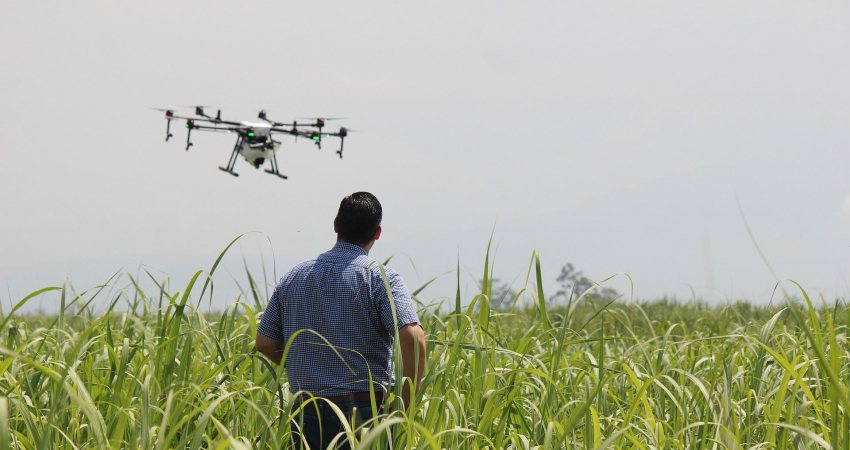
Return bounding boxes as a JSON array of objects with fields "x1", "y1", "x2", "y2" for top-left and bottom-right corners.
[
  {"x1": 373, "y1": 225, "x2": 382, "y2": 241},
  {"x1": 333, "y1": 216, "x2": 340, "y2": 233}
]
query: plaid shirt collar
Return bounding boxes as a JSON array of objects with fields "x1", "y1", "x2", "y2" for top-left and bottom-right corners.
[{"x1": 331, "y1": 241, "x2": 368, "y2": 257}]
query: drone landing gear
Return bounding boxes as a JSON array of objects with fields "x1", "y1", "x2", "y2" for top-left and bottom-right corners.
[
  {"x1": 218, "y1": 138, "x2": 240, "y2": 177},
  {"x1": 264, "y1": 151, "x2": 288, "y2": 179},
  {"x1": 264, "y1": 169, "x2": 287, "y2": 179},
  {"x1": 218, "y1": 167, "x2": 239, "y2": 177}
]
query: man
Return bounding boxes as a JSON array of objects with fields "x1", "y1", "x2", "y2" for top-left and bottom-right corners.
[{"x1": 255, "y1": 192, "x2": 426, "y2": 450}]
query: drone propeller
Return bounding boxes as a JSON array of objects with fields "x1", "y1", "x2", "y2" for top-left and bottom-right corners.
[
  {"x1": 260, "y1": 110, "x2": 289, "y2": 126},
  {"x1": 174, "y1": 105, "x2": 217, "y2": 119},
  {"x1": 299, "y1": 117, "x2": 346, "y2": 129},
  {"x1": 151, "y1": 107, "x2": 177, "y2": 118},
  {"x1": 298, "y1": 117, "x2": 346, "y2": 121},
  {"x1": 259, "y1": 110, "x2": 299, "y2": 127}
]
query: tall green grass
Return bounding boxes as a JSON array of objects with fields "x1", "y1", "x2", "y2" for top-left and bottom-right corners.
[{"x1": 0, "y1": 242, "x2": 848, "y2": 449}]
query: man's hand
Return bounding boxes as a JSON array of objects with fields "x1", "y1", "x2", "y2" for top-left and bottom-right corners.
[
  {"x1": 255, "y1": 333, "x2": 284, "y2": 365},
  {"x1": 398, "y1": 323, "x2": 426, "y2": 410}
]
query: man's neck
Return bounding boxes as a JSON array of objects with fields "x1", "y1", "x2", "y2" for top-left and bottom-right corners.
[{"x1": 337, "y1": 238, "x2": 373, "y2": 255}]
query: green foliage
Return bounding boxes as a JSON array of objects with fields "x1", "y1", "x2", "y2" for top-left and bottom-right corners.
[{"x1": 0, "y1": 246, "x2": 848, "y2": 449}]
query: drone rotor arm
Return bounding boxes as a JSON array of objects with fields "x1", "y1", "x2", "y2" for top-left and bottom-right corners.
[
  {"x1": 213, "y1": 119, "x2": 243, "y2": 126},
  {"x1": 190, "y1": 124, "x2": 240, "y2": 133},
  {"x1": 268, "y1": 127, "x2": 302, "y2": 136}
]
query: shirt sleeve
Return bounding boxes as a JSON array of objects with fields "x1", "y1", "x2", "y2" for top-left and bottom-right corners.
[
  {"x1": 376, "y1": 267, "x2": 420, "y2": 333},
  {"x1": 257, "y1": 289, "x2": 284, "y2": 342}
]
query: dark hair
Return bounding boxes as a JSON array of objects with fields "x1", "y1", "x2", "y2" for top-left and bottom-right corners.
[{"x1": 336, "y1": 192, "x2": 382, "y2": 244}]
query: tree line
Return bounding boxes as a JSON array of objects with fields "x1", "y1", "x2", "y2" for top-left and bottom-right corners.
[{"x1": 486, "y1": 262, "x2": 620, "y2": 309}]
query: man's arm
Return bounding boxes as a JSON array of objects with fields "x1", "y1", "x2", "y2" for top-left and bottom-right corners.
[
  {"x1": 398, "y1": 323, "x2": 426, "y2": 409},
  {"x1": 255, "y1": 333, "x2": 284, "y2": 365},
  {"x1": 256, "y1": 286, "x2": 285, "y2": 365}
]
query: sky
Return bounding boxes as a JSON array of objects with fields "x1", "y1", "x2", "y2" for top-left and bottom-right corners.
[{"x1": 2, "y1": 1, "x2": 850, "y2": 312}]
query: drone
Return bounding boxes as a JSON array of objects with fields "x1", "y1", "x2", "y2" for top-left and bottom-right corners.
[{"x1": 157, "y1": 106, "x2": 349, "y2": 179}]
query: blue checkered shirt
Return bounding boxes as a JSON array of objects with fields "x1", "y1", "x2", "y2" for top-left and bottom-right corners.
[{"x1": 257, "y1": 242, "x2": 420, "y2": 396}]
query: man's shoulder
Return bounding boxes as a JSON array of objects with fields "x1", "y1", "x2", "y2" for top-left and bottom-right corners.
[
  {"x1": 278, "y1": 258, "x2": 318, "y2": 283},
  {"x1": 277, "y1": 246, "x2": 406, "y2": 284},
  {"x1": 363, "y1": 262, "x2": 408, "y2": 292},
  {"x1": 365, "y1": 261, "x2": 400, "y2": 277},
  {"x1": 338, "y1": 255, "x2": 393, "y2": 282},
  {"x1": 292, "y1": 257, "x2": 318, "y2": 271}
]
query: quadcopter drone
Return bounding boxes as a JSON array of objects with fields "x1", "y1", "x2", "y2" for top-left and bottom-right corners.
[{"x1": 157, "y1": 106, "x2": 349, "y2": 179}]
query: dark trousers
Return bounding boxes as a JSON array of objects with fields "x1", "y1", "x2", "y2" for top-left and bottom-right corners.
[{"x1": 290, "y1": 399, "x2": 377, "y2": 450}]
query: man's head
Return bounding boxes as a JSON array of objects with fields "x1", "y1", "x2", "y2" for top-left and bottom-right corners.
[{"x1": 334, "y1": 192, "x2": 382, "y2": 247}]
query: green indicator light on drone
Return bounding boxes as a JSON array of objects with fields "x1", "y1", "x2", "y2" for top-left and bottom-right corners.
[
  {"x1": 312, "y1": 135, "x2": 320, "y2": 141},
  {"x1": 248, "y1": 132, "x2": 256, "y2": 137}
]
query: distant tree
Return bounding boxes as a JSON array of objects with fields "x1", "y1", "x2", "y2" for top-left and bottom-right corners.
[
  {"x1": 492, "y1": 279, "x2": 519, "y2": 309},
  {"x1": 552, "y1": 263, "x2": 619, "y2": 303},
  {"x1": 478, "y1": 277, "x2": 518, "y2": 310}
]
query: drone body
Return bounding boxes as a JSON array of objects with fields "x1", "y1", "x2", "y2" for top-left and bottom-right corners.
[
  {"x1": 158, "y1": 107, "x2": 349, "y2": 179},
  {"x1": 229, "y1": 122, "x2": 280, "y2": 169}
]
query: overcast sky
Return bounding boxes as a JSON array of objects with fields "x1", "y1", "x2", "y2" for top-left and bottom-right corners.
[{"x1": 2, "y1": 1, "x2": 849, "y2": 312}]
